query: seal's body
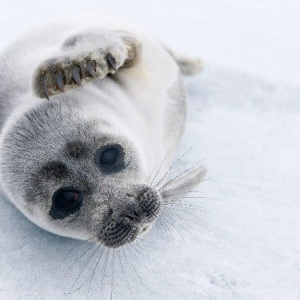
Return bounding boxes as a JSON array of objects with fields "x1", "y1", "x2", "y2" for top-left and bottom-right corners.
[{"x1": 0, "y1": 16, "x2": 205, "y2": 247}]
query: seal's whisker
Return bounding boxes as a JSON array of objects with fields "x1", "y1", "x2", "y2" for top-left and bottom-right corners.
[
  {"x1": 163, "y1": 194, "x2": 209, "y2": 200},
  {"x1": 160, "y1": 214, "x2": 190, "y2": 253},
  {"x1": 156, "y1": 218, "x2": 171, "y2": 242},
  {"x1": 177, "y1": 196, "x2": 210, "y2": 199},
  {"x1": 147, "y1": 151, "x2": 170, "y2": 187},
  {"x1": 154, "y1": 219, "x2": 162, "y2": 235},
  {"x1": 86, "y1": 247, "x2": 106, "y2": 298},
  {"x1": 161, "y1": 177, "x2": 212, "y2": 196},
  {"x1": 153, "y1": 146, "x2": 193, "y2": 188},
  {"x1": 64, "y1": 241, "x2": 96, "y2": 276},
  {"x1": 163, "y1": 208, "x2": 211, "y2": 233},
  {"x1": 134, "y1": 236, "x2": 153, "y2": 247},
  {"x1": 158, "y1": 216, "x2": 176, "y2": 242},
  {"x1": 111, "y1": 249, "x2": 115, "y2": 300},
  {"x1": 170, "y1": 157, "x2": 205, "y2": 180},
  {"x1": 118, "y1": 249, "x2": 137, "y2": 300},
  {"x1": 134, "y1": 237, "x2": 158, "y2": 255},
  {"x1": 73, "y1": 247, "x2": 105, "y2": 295},
  {"x1": 164, "y1": 206, "x2": 208, "y2": 220},
  {"x1": 158, "y1": 159, "x2": 206, "y2": 192},
  {"x1": 153, "y1": 218, "x2": 167, "y2": 238},
  {"x1": 163, "y1": 197, "x2": 210, "y2": 206},
  {"x1": 127, "y1": 245, "x2": 163, "y2": 276},
  {"x1": 130, "y1": 244, "x2": 151, "y2": 253},
  {"x1": 149, "y1": 151, "x2": 171, "y2": 187},
  {"x1": 161, "y1": 213, "x2": 185, "y2": 241},
  {"x1": 152, "y1": 217, "x2": 165, "y2": 236},
  {"x1": 162, "y1": 202, "x2": 209, "y2": 213},
  {"x1": 130, "y1": 238, "x2": 158, "y2": 256},
  {"x1": 69, "y1": 244, "x2": 101, "y2": 293},
  {"x1": 162, "y1": 212, "x2": 200, "y2": 243},
  {"x1": 146, "y1": 163, "x2": 160, "y2": 187},
  {"x1": 132, "y1": 242, "x2": 154, "y2": 259},
  {"x1": 100, "y1": 248, "x2": 110, "y2": 299},
  {"x1": 131, "y1": 244, "x2": 161, "y2": 264},
  {"x1": 63, "y1": 235, "x2": 97, "y2": 262},
  {"x1": 133, "y1": 239, "x2": 152, "y2": 250},
  {"x1": 161, "y1": 190, "x2": 201, "y2": 198},
  {"x1": 122, "y1": 246, "x2": 155, "y2": 294}
]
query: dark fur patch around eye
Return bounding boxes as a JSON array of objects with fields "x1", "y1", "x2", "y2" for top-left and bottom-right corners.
[
  {"x1": 40, "y1": 161, "x2": 69, "y2": 179},
  {"x1": 65, "y1": 140, "x2": 90, "y2": 159}
]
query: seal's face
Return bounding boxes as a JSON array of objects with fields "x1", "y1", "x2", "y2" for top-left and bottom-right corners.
[{"x1": 0, "y1": 99, "x2": 162, "y2": 248}]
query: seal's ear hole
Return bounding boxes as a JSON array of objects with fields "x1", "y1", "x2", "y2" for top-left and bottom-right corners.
[
  {"x1": 94, "y1": 144, "x2": 125, "y2": 173},
  {"x1": 50, "y1": 187, "x2": 84, "y2": 219}
]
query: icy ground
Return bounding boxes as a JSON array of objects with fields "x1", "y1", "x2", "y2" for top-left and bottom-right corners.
[{"x1": 0, "y1": 1, "x2": 299, "y2": 299}]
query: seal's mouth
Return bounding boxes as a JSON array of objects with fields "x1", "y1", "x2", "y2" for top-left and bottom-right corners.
[
  {"x1": 141, "y1": 224, "x2": 150, "y2": 234},
  {"x1": 98, "y1": 186, "x2": 161, "y2": 248}
]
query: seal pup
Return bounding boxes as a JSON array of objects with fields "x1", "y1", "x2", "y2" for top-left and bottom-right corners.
[{"x1": 0, "y1": 16, "x2": 206, "y2": 248}]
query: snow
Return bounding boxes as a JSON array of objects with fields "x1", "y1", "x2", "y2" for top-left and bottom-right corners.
[{"x1": 0, "y1": 1, "x2": 299, "y2": 299}]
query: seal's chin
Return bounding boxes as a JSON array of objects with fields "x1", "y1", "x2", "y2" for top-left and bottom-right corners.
[
  {"x1": 100, "y1": 221, "x2": 138, "y2": 248},
  {"x1": 99, "y1": 222, "x2": 154, "y2": 248},
  {"x1": 98, "y1": 186, "x2": 161, "y2": 248}
]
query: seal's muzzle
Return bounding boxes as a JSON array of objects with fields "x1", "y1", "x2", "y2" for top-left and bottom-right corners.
[{"x1": 99, "y1": 186, "x2": 161, "y2": 248}]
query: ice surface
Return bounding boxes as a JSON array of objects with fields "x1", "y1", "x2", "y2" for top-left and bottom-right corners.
[{"x1": 0, "y1": 1, "x2": 299, "y2": 299}]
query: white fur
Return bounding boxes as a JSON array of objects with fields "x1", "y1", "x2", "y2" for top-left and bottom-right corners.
[{"x1": 0, "y1": 15, "x2": 206, "y2": 240}]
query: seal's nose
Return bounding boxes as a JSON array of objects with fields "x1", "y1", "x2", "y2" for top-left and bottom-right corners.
[{"x1": 121, "y1": 205, "x2": 141, "y2": 222}]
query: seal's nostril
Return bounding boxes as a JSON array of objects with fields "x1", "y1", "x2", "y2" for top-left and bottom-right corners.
[{"x1": 123, "y1": 208, "x2": 141, "y2": 222}]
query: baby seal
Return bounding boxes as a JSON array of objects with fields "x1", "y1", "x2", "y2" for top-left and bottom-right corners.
[{"x1": 0, "y1": 16, "x2": 206, "y2": 248}]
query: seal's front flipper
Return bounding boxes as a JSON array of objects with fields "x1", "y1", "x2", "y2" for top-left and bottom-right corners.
[
  {"x1": 33, "y1": 31, "x2": 141, "y2": 100},
  {"x1": 160, "y1": 165, "x2": 207, "y2": 198}
]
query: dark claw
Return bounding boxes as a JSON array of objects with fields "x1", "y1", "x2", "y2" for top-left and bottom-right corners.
[
  {"x1": 87, "y1": 61, "x2": 96, "y2": 78},
  {"x1": 72, "y1": 66, "x2": 81, "y2": 85},
  {"x1": 106, "y1": 54, "x2": 116, "y2": 71},
  {"x1": 55, "y1": 71, "x2": 65, "y2": 92},
  {"x1": 42, "y1": 75, "x2": 49, "y2": 100}
]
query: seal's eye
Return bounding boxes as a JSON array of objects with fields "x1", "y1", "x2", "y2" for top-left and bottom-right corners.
[
  {"x1": 56, "y1": 190, "x2": 79, "y2": 209},
  {"x1": 50, "y1": 187, "x2": 83, "y2": 219},
  {"x1": 95, "y1": 144, "x2": 125, "y2": 173},
  {"x1": 101, "y1": 148, "x2": 117, "y2": 166},
  {"x1": 53, "y1": 188, "x2": 83, "y2": 211}
]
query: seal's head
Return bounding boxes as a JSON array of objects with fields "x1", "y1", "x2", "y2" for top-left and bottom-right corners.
[{"x1": 0, "y1": 98, "x2": 163, "y2": 248}]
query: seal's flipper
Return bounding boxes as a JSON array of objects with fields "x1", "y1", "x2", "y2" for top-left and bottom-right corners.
[
  {"x1": 33, "y1": 31, "x2": 141, "y2": 100},
  {"x1": 160, "y1": 165, "x2": 207, "y2": 198},
  {"x1": 167, "y1": 49, "x2": 204, "y2": 76}
]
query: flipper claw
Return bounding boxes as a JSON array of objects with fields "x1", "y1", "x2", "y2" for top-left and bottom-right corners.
[
  {"x1": 87, "y1": 61, "x2": 96, "y2": 78},
  {"x1": 55, "y1": 71, "x2": 65, "y2": 92},
  {"x1": 34, "y1": 32, "x2": 138, "y2": 99},
  {"x1": 106, "y1": 54, "x2": 116, "y2": 71},
  {"x1": 72, "y1": 66, "x2": 81, "y2": 85},
  {"x1": 42, "y1": 75, "x2": 49, "y2": 100}
]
